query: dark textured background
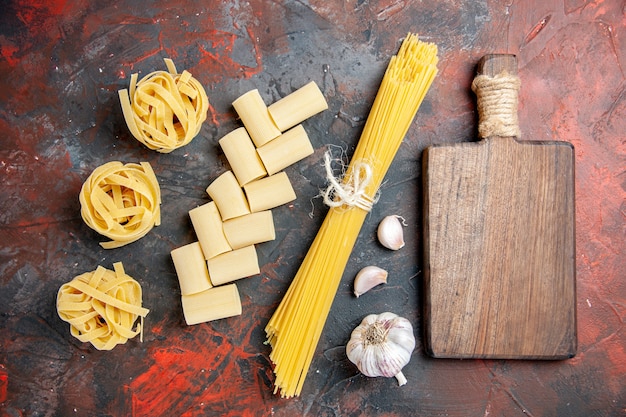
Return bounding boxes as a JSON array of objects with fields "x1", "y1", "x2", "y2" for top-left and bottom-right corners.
[{"x1": 1, "y1": 1, "x2": 624, "y2": 416}]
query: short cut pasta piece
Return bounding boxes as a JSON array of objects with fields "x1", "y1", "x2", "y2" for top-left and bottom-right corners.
[
  {"x1": 223, "y1": 210, "x2": 275, "y2": 249},
  {"x1": 171, "y1": 242, "x2": 213, "y2": 295},
  {"x1": 57, "y1": 262, "x2": 149, "y2": 351},
  {"x1": 206, "y1": 245, "x2": 260, "y2": 286},
  {"x1": 189, "y1": 201, "x2": 232, "y2": 259},
  {"x1": 268, "y1": 81, "x2": 328, "y2": 132},
  {"x1": 243, "y1": 172, "x2": 297, "y2": 212},
  {"x1": 79, "y1": 161, "x2": 161, "y2": 249},
  {"x1": 206, "y1": 170, "x2": 251, "y2": 220},
  {"x1": 232, "y1": 89, "x2": 281, "y2": 147},
  {"x1": 256, "y1": 124, "x2": 314, "y2": 175},
  {"x1": 181, "y1": 283, "x2": 242, "y2": 325},
  {"x1": 219, "y1": 127, "x2": 267, "y2": 186}
]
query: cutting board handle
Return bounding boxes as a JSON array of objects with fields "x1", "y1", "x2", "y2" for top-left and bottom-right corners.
[{"x1": 471, "y1": 54, "x2": 521, "y2": 139}]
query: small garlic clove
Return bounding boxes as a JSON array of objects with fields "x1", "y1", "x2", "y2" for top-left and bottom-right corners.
[
  {"x1": 377, "y1": 215, "x2": 406, "y2": 250},
  {"x1": 353, "y1": 266, "x2": 388, "y2": 297}
]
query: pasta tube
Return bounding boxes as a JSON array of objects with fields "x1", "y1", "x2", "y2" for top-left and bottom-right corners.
[
  {"x1": 268, "y1": 81, "x2": 328, "y2": 132},
  {"x1": 256, "y1": 125, "x2": 314, "y2": 175},
  {"x1": 206, "y1": 245, "x2": 260, "y2": 285},
  {"x1": 171, "y1": 242, "x2": 213, "y2": 295},
  {"x1": 243, "y1": 172, "x2": 297, "y2": 212},
  {"x1": 219, "y1": 127, "x2": 267, "y2": 186},
  {"x1": 189, "y1": 201, "x2": 232, "y2": 259},
  {"x1": 232, "y1": 89, "x2": 281, "y2": 147},
  {"x1": 206, "y1": 171, "x2": 251, "y2": 220},
  {"x1": 181, "y1": 284, "x2": 242, "y2": 325},
  {"x1": 222, "y1": 210, "x2": 275, "y2": 249}
]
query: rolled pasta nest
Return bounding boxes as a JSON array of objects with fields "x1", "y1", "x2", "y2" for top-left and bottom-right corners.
[
  {"x1": 79, "y1": 161, "x2": 161, "y2": 249},
  {"x1": 119, "y1": 58, "x2": 209, "y2": 153},
  {"x1": 57, "y1": 262, "x2": 149, "y2": 351}
]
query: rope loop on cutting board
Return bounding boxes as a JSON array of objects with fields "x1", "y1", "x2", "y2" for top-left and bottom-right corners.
[{"x1": 472, "y1": 71, "x2": 521, "y2": 138}]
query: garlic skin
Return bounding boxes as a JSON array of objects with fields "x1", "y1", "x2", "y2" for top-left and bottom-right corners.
[
  {"x1": 354, "y1": 266, "x2": 388, "y2": 297},
  {"x1": 346, "y1": 312, "x2": 415, "y2": 386},
  {"x1": 377, "y1": 215, "x2": 406, "y2": 250}
]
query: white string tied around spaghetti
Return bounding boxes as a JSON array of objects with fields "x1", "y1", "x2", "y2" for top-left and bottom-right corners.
[{"x1": 321, "y1": 150, "x2": 379, "y2": 212}]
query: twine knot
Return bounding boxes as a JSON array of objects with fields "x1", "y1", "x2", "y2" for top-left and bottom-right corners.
[
  {"x1": 471, "y1": 71, "x2": 521, "y2": 138},
  {"x1": 321, "y1": 150, "x2": 378, "y2": 212}
]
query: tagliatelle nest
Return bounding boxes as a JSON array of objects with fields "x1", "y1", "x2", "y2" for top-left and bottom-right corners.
[
  {"x1": 57, "y1": 262, "x2": 149, "y2": 351},
  {"x1": 118, "y1": 58, "x2": 209, "y2": 153},
  {"x1": 79, "y1": 161, "x2": 161, "y2": 249}
]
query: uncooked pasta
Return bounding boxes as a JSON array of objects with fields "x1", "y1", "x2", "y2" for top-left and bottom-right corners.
[
  {"x1": 119, "y1": 58, "x2": 209, "y2": 153},
  {"x1": 265, "y1": 33, "x2": 438, "y2": 398},
  {"x1": 57, "y1": 262, "x2": 149, "y2": 351},
  {"x1": 79, "y1": 161, "x2": 161, "y2": 249}
]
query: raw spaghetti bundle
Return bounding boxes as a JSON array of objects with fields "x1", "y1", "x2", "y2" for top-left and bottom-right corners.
[
  {"x1": 265, "y1": 33, "x2": 438, "y2": 398},
  {"x1": 119, "y1": 58, "x2": 209, "y2": 153}
]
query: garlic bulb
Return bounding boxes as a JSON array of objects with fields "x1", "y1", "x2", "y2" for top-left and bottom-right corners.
[
  {"x1": 353, "y1": 266, "x2": 388, "y2": 297},
  {"x1": 377, "y1": 215, "x2": 406, "y2": 250},
  {"x1": 346, "y1": 312, "x2": 415, "y2": 386}
]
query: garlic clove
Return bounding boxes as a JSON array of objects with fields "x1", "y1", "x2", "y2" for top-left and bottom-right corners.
[
  {"x1": 353, "y1": 266, "x2": 388, "y2": 297},
  {"x1": 377, "y1": 215, "x2": 406, "y2": 250}
]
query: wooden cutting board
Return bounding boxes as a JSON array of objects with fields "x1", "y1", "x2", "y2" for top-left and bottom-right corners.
[{"x1": 422, "y1": 54, "x2": 576, "y2": 359}]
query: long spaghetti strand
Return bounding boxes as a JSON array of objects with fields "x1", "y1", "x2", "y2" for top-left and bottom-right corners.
[{"x1": 265, "y1": 33, "x2": 438, "y2": 398}]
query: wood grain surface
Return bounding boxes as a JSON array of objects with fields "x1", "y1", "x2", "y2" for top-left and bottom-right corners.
[{"x1": 423, "y1": 55, "x2": 577, "y2": 359}]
